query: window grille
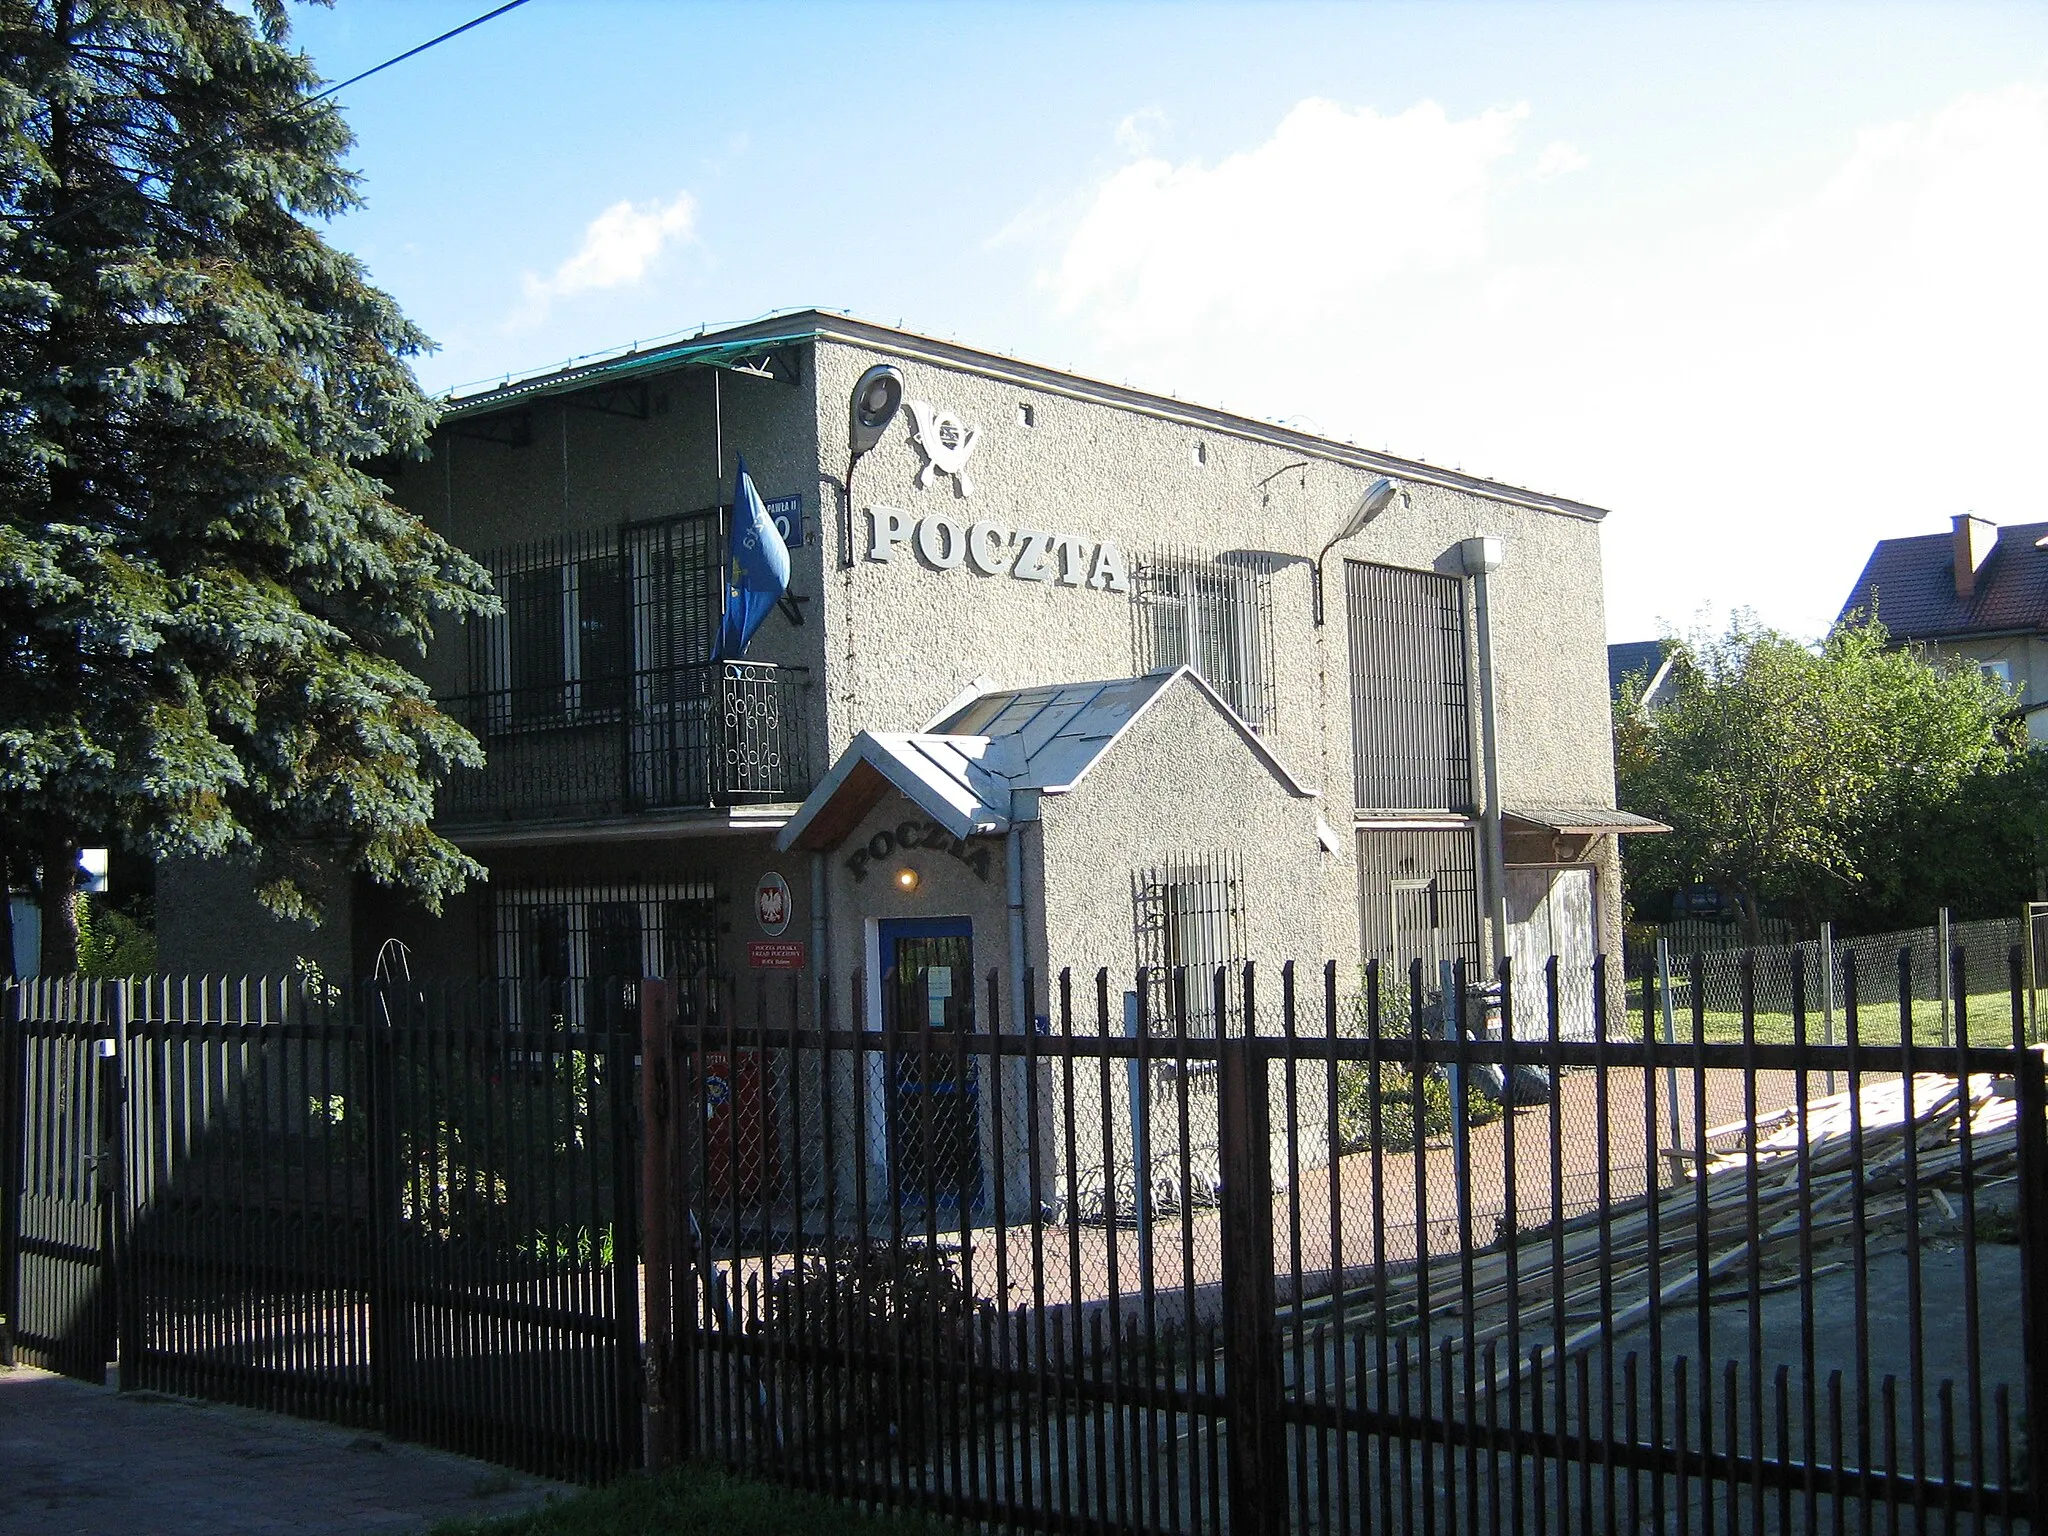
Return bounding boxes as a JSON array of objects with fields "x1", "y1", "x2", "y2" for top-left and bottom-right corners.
[
  {"x1": 623, "y1": 511, "x2": 723, "y2": 679},
  {"x1": 490, "y1": 880, "x2": 720, "y2": 1023},
  {"x1": 465, "y1": 510, "x2": 723, "y2": 736},
  {"x1": 1354, "y1": 825, "x2": 1482, "y2": 1003},
  {"x1": 1130, "y1": 548, "x2": 1275, "y2": 730},
  {"x1": 1344, "y1": 560, "x2": 1473, "y2": 810},
  {"x1": 1132, "y1": 852, "x2": 1247, "y2": 1036}
]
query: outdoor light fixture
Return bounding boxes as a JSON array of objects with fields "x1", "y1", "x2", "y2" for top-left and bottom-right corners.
[
  {"x1": 1312, "y1": 476, "x2": 1399, "y2": 625},
  {"x1": 894, "y1": 867, "x2": 920, "y2": 893},
  {"x1": 834, "y1": 364, "x2": 908, "y2": 567},
  {"x1": 849, "y1": 364, "x2": 905, "y2": 458}
]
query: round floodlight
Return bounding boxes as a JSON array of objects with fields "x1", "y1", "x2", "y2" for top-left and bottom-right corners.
[{"x1": 850, "y1": 364, "x2": 905, "y2": 457}]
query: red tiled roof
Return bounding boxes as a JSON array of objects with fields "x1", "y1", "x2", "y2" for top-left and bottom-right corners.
[{"x1": 1837, "y1": 522, "x2": 2048, "y2": 640}]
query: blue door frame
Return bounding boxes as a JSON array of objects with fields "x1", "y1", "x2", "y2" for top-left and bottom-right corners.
[{"x1": 878, "y1": 916, "x2": 983, "y2": 1209}]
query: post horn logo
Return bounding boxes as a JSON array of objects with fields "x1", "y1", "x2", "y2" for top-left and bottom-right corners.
[{"x1": 904, "y1": 399, "x2": 981, "y2": 496}]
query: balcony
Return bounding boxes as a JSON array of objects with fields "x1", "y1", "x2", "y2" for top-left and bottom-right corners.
[{"x1": 437, "y1": 660, "x2": 811, "y2": 828}]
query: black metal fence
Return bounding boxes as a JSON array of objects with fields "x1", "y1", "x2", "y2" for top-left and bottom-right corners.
[
  {"x1": 7, "y1": 951, "x2": 2046, "y2": 1532},
  {"x1": 642, "y1": 952, "x2": 2048, "y2": 1534},
  {"x1": 0, "y1": 975, "x2": 642, "y2": 1482}
]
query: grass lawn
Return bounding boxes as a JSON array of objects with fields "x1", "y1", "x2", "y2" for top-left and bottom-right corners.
[
  {"x1": 1618, "y1": 987, "x2": 2029, "y2": 1047},
  {"x1": 424, "y1": 1463, "x2": 944, "y2": 1536}
]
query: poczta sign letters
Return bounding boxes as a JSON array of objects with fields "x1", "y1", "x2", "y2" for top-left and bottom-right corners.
[
  {"x1": 847, "y1": 819, "x2": 996, "y2": 883},
  {"x1": 866, "y1": 507, "x2": 1129, "y2": 593}
]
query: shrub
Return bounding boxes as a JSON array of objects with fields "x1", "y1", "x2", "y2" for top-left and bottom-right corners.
[
  {"x1": 1335, "y1": 1061, "x2": 1503, "y2": 1154},
  {"x1": 758, "y1": 1240, "x2": 996, "y2": 1459},
  {"x1": 76, "y1": 895, "x2": 156, "y2": 976}
]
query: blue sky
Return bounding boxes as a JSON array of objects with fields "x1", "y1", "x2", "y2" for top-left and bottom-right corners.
[{"x1": 290, "y1": 2, "x2": 2048, "y2": 643}]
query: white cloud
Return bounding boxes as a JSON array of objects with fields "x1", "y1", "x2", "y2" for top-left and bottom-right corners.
[
  {"x1": 1048, "y1": 98, "x2": 1528, "y2": 344},
  {"x1": 1031, "y1": 85, "x2": 2048, "y2": 642},
  {"x1": 515, "y1": 192, "x2": 697, "y2": 323},
  {"x1": 1532, "y1": 140, "x2": 1589, "y2": 180},
  {"x1": 1115, "y1": 107, "x2": 1169, "y2": 156}
]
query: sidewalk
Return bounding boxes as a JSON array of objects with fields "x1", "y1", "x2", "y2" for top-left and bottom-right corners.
[{"x1": 0, "y1": 1365, "x2": 565, "y2": 1535}]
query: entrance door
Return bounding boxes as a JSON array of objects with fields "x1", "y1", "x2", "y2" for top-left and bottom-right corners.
[{"x1": 879, "y1": 917, "x2": 983, "y2": 1209}]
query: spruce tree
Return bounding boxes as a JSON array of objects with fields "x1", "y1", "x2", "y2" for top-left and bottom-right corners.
[{"x1": 0, "y1": 0, "x2": 496, "y2": 974}]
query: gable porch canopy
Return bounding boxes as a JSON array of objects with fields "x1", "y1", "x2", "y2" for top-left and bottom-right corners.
[{"x1": 776, "y1": 668, "x2": 1311, "y2": 854}]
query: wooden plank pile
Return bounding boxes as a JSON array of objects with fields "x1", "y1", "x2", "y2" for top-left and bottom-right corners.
[{"x1": 1315, "y1": 1070, "x2": 2020, "y2": 1390}]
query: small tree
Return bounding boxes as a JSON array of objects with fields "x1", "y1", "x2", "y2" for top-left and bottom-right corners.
[
  {"x1": 0, "y1": 1, "x2": 497, "y2": 972},
  {"x1": 1617, "y1": 613, "x2": 2033, "y2": 938}
]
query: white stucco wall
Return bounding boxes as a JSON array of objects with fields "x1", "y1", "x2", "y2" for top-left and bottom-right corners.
[
  {"x1": 164, "y1": 319, "x2": 1624, "y2": 990},
  {"x1": 808, "y1": 332, "x2": 1620, "y2": 977},
  {"x1": 1031, "y1": 675, "x2": 1337, "y2": 1011}
]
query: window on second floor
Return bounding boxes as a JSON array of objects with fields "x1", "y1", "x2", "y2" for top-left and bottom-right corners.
[
  {"x1": 466, "y1": 511, "x2": 723, "y2": 734},
  {"x1": 1130, "y1": 548, "x2": 1275, "y2": 730},
  {"x1": 499, "y1": 554, "x2": 627, "y2": 728},
  {"x1": 1344, "y1": 560, "x2": 1473, "y2": 811}
]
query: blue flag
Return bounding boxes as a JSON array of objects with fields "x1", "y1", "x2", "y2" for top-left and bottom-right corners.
[{"x1": 714, "y1": 456, "x2": 791, "y2": 660}]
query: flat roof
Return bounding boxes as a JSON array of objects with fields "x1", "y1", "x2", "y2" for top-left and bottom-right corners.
[{"x1": 439, "y1": 309, "x2": 1611, "y2": 524}]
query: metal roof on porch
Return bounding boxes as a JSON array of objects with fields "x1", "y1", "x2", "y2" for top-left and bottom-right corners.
[{"x1": 776, "y1": 668, "x2": 1313, "y2": 853}]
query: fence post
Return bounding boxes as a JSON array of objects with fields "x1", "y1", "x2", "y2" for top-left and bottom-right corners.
[
  {"x1": 640, "y1": 979, "x2": 678, "y2": 1469},
  {"x1": 110, "y1": 981, "x2": 139, "y2": 1391},
  {"x1": 2013, "y1": 997, "x2": 2048, "y2": 1514},
  {"x1": 92, "y1": 1000, "x2": 124, "y2": 1384},
  {"x1": 363, "y1": 982, "x2": 410, "y2": 1439},
  {"x1": 1821, "y1": 922, "x2": 1839, "y2": 1097},
  {"x1": 1219, "y1": 1030, "x2": 1285, "y2": 1536},
  {"x1": 1656, "y1": 938, "x2": 1683, "y2": 1157},
  {"x1": 0, "y1": 980, "x2": 21, "y2": 1369},
  {"x1": 1939, "y1": 907, "x2": 1954, "y2": 1048},
  {"x1": 1125, "y1": 988, "x2": 1154, "y2": 1304},
  {"x1": 608, "y1": 980, "x2": 645, "y2": 1471}
]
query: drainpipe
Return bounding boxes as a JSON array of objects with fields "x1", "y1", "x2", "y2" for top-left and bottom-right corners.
[
  {"x1": 1459, "y1": 535, "x2": 1510, "y2": 973},
  {"x1": 810, "y1": 851, "x2": 829, "y2": 1028},
  {"x1": 1006, "y1": 816, "x2": 1030, "y2": 1035}
]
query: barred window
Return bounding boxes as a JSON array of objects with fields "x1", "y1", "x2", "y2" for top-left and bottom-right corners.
[
  {"x1": 471, "y1": 532, "x2": 629, "y2": 733},
  {"x1": 1344, "y1": 560, "x2": 1473, "y2": 811},
  {"x1": 492, "y1": 880, "x2": 720, "y2": 1023},
  {"x1": 1355, "y1": 825, "x2": 1482, "y2": 1002},
  {"x1": 467, "y1": 511, "x2": 721, "y2": 735},
  {"x1": 1131, "y1": 549, "x2": 1275, "y2": 730},
  {"x1": 1132, "y1": 852, "x2": 1247, "y2": 1036}
]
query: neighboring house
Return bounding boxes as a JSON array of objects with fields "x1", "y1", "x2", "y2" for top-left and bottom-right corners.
[
  {"x1": 1608, "y1": 639, "x2": 1679, "y2": 715},
  {"x1": 1838, "y1": 514, "x2": 2048, "y2": 744},
  {"x1": 160, "y1": 311, "x2": 1651, "y2": 1041}
]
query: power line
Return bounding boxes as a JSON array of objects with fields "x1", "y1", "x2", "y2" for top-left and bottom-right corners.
[{"x1": 313, "y1": 0, "x2": 536, "y2": 103}]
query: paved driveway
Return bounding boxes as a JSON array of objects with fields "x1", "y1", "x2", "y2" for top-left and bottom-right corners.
[{"x1": 0, "y1": 1366, "x2": 566, "y2": 1535}]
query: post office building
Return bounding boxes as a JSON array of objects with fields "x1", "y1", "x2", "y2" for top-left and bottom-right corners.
[{"x1": 161, "y1": 312, "x2": 1655, "y2": 1038}]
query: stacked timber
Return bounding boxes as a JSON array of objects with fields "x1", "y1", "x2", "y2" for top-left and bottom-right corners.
[{"x1": 1314, "y1": 1071, "x2": 2020, "y2": 1394}]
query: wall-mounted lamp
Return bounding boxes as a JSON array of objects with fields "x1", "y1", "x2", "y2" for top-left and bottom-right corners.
[
  {"x1": 850, "y1": 365, "x2": 905, "y2": 457},
  {"x1": 893, "y1": 866, "x2": 921, "y2": 894},
  {"x1": 1312, "y1": 476, "x2": 1399, "y2": 625},
  {"x1": 833, "y1": 364, "x2": 907, "y2": 567}
]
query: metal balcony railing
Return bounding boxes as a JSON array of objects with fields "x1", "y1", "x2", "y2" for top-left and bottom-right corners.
[{"x1": 437, "y1": 660, "x2": 810, "y2": 825}]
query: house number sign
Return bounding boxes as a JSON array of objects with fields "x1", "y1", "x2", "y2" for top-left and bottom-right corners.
[{"x1": 865, "y1": 506, "x2": 1130, "y2": 593}]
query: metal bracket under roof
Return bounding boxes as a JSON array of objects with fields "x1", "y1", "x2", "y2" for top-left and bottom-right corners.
[
  {"x1": 722, "y1": 345, "x2": 802, "y2": 387},
  {"x1": 447, "y1": 412, "x2": 534, "y2": 449},
  {"x1": 568, "y1": 381, "x2": 651, "y2": 420}
]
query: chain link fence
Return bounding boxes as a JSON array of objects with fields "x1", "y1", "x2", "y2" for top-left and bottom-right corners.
[{"x1": 1627, "y1": 914, "x2": 2040, "y2": 1047}]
